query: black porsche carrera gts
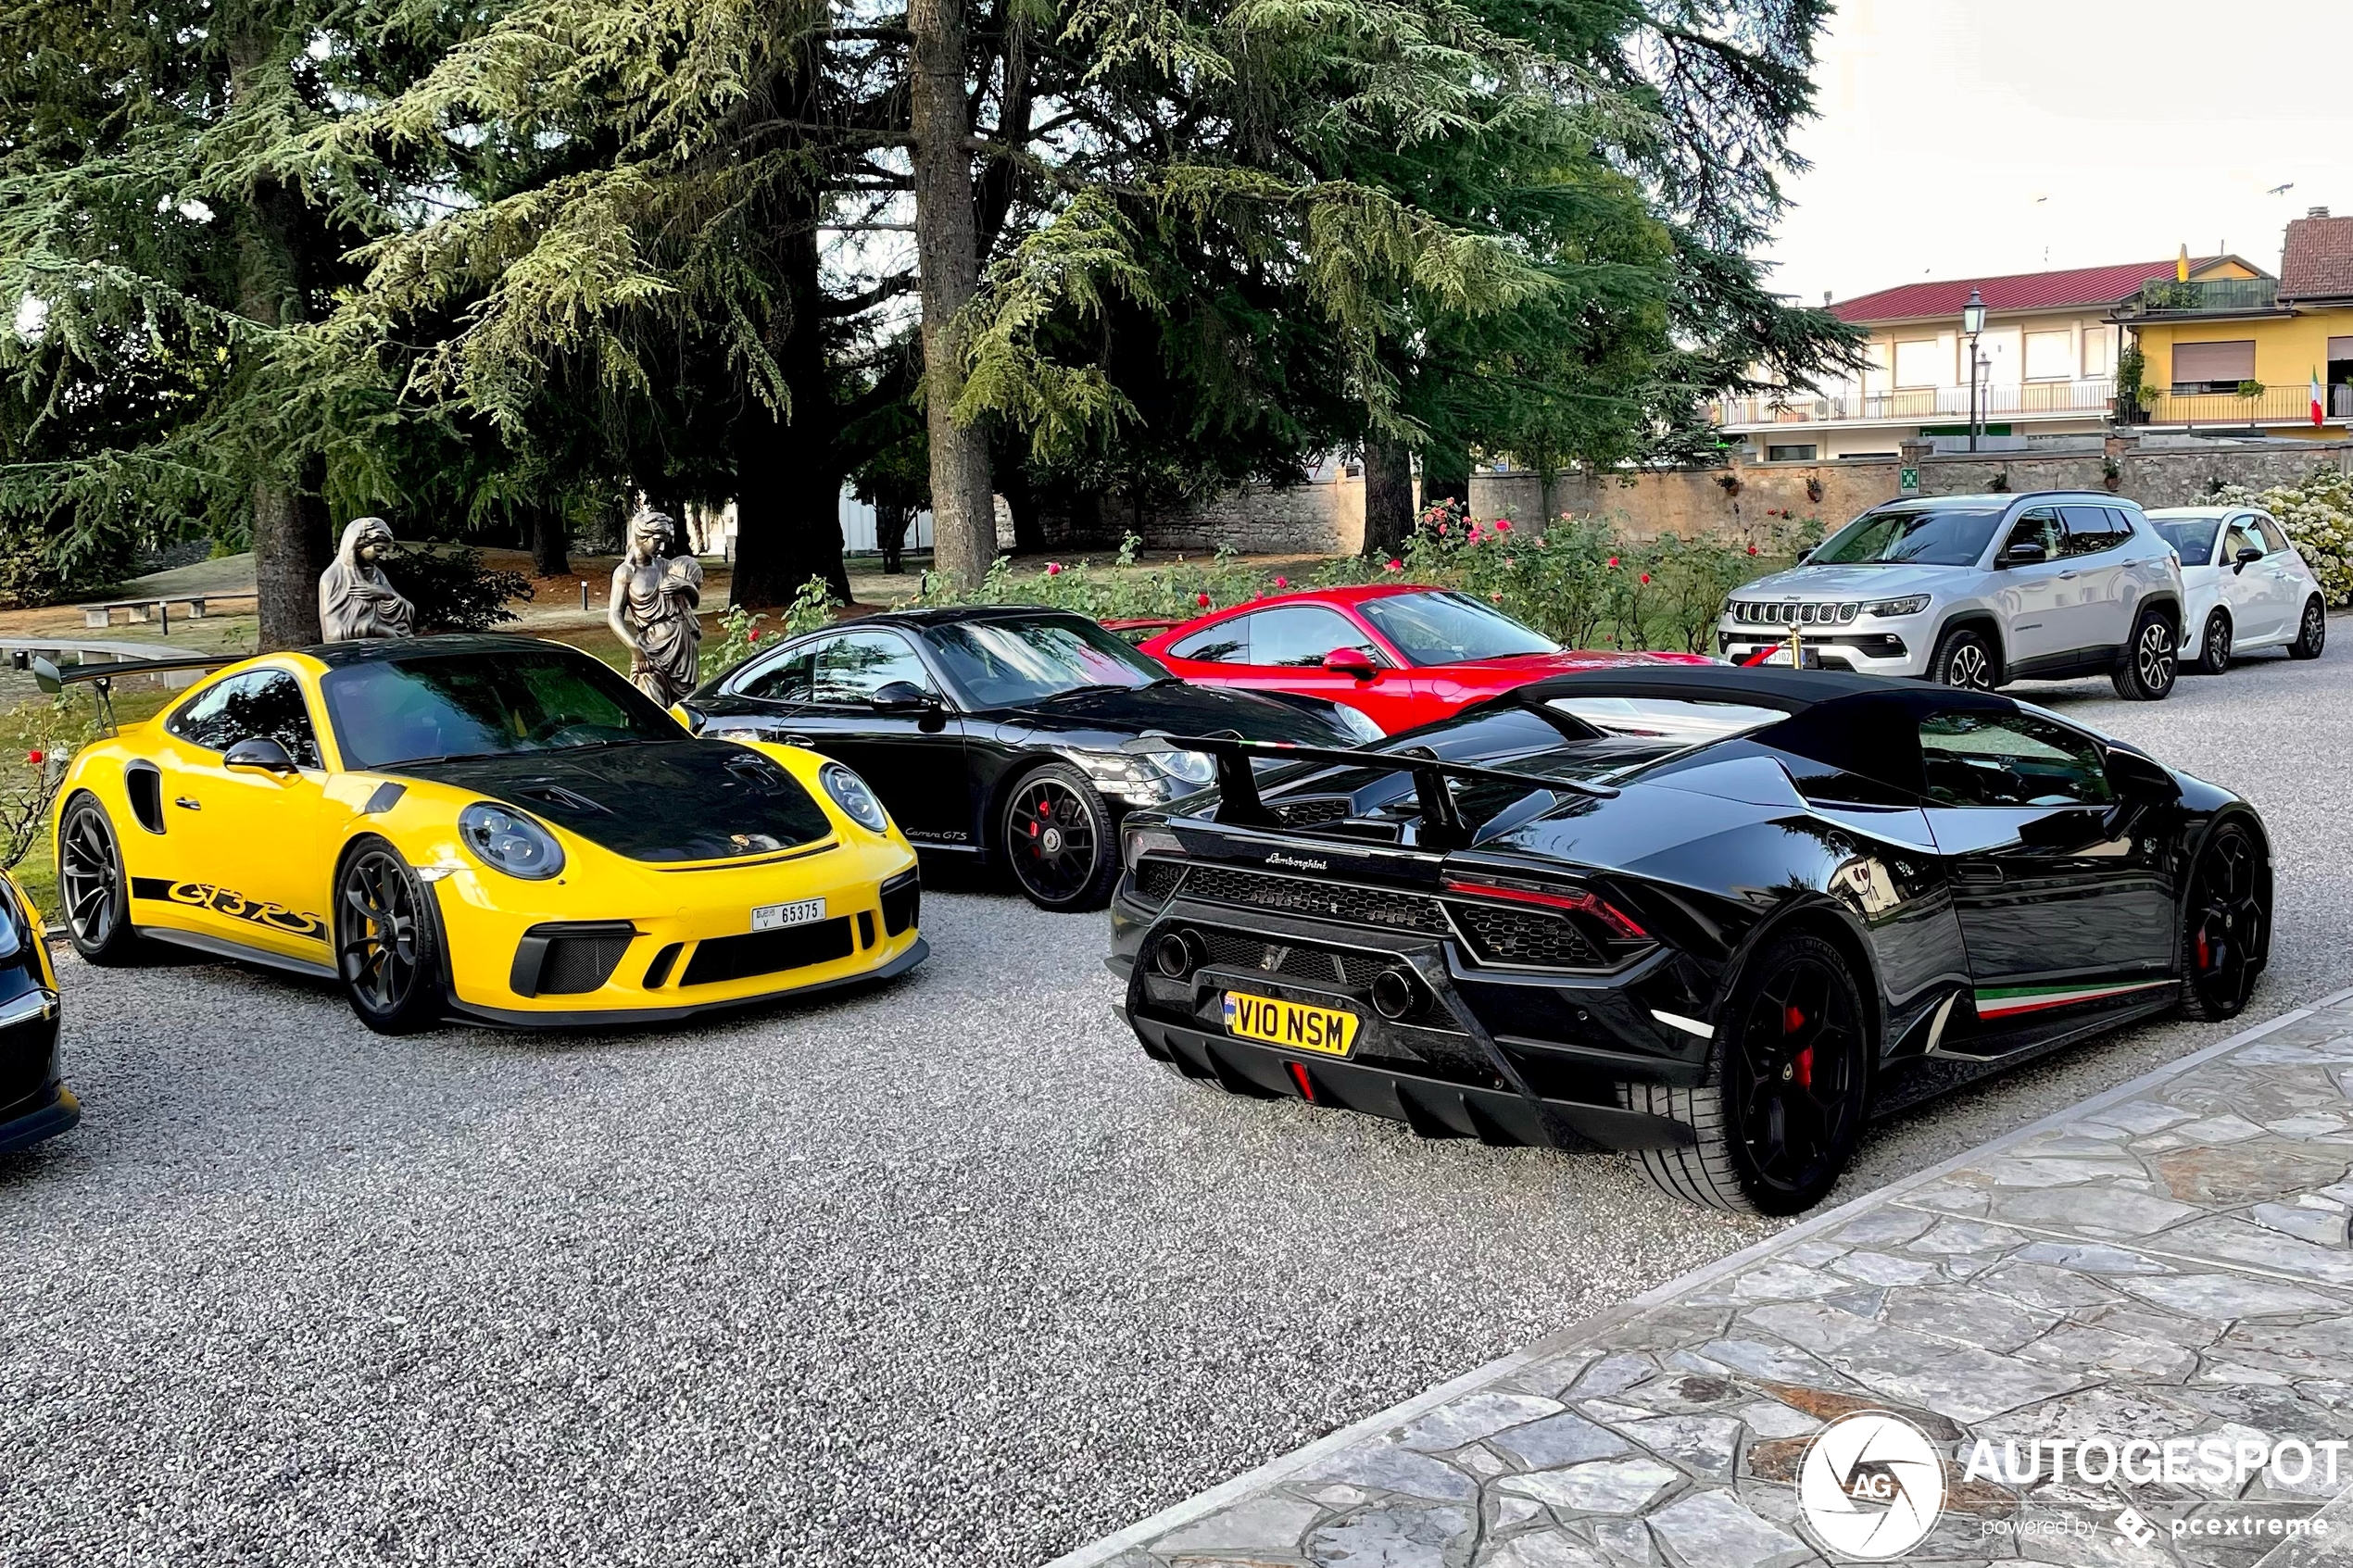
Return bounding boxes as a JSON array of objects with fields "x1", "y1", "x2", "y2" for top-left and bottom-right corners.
[
  {"x1": 677, "y1": 607, "x2": 1377, "y2": 911},
  {"x1": 1110, "y1": 665, "x2": 2271, "y2": 1214}
]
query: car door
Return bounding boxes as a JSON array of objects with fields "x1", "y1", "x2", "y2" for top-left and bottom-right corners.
[
  {"x1": 1988, "y1": 507, "x2": 2070, "y2": 668},
  {"x1": 765, "y1": 629, "x2": 972, "y2": 847},
  {"x1": 1917, "y1": 705, "x2": 2177, "y2": 1043},
  {"x1": 2057, "y1": 505, "x2": 2134, "y2": 656},
  {"x1": 2248, "y1": 513, "x2": 2306, "y2": 645},
  {"x1": 2218, "y1": 514, "x2": 2284, "y2": 643},
  {"x1": 1166, "y1": 607, "x2": 1415, "y2": 729},
  {"x1": 149, "y1": 667, "x2": 336, "y2": 960}
]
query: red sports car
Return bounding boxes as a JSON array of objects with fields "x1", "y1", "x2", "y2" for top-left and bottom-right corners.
[{"x1": 1137, "y1": 583, "x2": 1713, "y2": 734}]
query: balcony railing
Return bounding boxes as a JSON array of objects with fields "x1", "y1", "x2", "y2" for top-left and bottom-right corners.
[
  {"x1": 2113, "y1": 278, "x2": 2282, "y2": 319},
  {"x1": 1714, "y1": 379, "x2": 2116, "y2": 428},
  {"x1": 2134, "y1": 384, "x2": 2351, "y2": 426}
]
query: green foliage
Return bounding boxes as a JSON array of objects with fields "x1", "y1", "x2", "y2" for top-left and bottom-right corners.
[
  {"x1": 914, "y1": 509, "x2": 1804, "y2": 653},
  {"x1": 698, "y1": 578, "x2": 837, "y2": 684},
  {"x1": 0, "y1": 521, "x2": 131, "y2": 608},
  {"x1": 389, "y1": 546, "x2": 535, "y2": 632},
  {"x1": 2115, "y1": 345, "x2": 2152, "y2": 412}
]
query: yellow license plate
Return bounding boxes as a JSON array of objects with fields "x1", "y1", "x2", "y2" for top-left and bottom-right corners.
[{"x1": 1222, "y1": 990, "x2": 1360, "y2": 1057}]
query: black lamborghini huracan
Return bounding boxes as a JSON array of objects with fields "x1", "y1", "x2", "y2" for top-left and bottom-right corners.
[{"x1": 1110, "y1": 666, "x2": 2271, "y2": 1214}]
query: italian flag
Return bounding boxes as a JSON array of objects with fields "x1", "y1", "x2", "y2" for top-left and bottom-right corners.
[{"x1": 2316, "y1": 367, "x2": 2328, "y2": 427}]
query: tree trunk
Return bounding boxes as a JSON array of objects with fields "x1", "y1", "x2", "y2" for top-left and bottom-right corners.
[
  {"x1": 529, "y1": 505, "x2": 571, "y2": 578},
  {"x1": 1421, "y1": 437, "x2": 1470, "y2": 519},
  {"x1": 1361, "y1": 439, "x2": 1416, "y2": 559},
  {"x1": 875, "y1": 499, "x2": 909, "y2": 574},
  {"x1": 909, "y1": 0, "x2": 993, "y2": 586}
]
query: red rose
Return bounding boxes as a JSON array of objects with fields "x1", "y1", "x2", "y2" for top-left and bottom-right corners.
[
  {"x1": 1384, "y1": 558, "x2": 1403, "y2": 572},
  {"x1": 1606, "y1": 556, "x2": 1619, "y2": 569},
  {"x1": 1045, "y1": 561, "x2": 1063, "y2": 575},
  {"x1": 26, "y1": 749, "x2": 43, "y2": 765},
  {"x1": 747, "y1": 629, "x2": 761, "y2": 643},
  {"x1": 1639, "y1": 572, "x2": 1652, "y2": 584},
  {"x1": 1746, "y1": 544, "x2": 1759, "y2": 557},
  {"x1": 1490, "y1": 592, "x2": 1503, "y2": 602},
  {"x1": 1197, "y1": 592, "x2": 1212, "y2": 607},
  {"x1": 1273, "y1": 576, "x2": 1289, "y2": 589},
  {"x1": 1494, "y1": 520, "x2": 1511, "y2": 533}
]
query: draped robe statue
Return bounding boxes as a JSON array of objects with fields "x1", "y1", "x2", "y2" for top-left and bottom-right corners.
[
  {"x1": 319, "y1": 517, "x2": 416, "y2": 642},
  {"x1": 610, "y1": 510, "x2": 702, "y2": 705}
]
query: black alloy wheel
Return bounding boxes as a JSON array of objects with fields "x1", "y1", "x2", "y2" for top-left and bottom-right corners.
[
  {"x1": 57, "y1": 795, "x2": 145, "y2": 965},
  {"x1": 1001, "y1": 763, "x2": 1121, "y2": 913},
  {"x1": 335, "y1": 838, "x2": 447, "y2": 1034},
  {"x1": 2180, "y1": 822, "x2": 2268, "y2": 1022},
  {"x1": 2290, "y1": 596, "x2": 2327, "y2": 659},
  {"x1": 1620, "y1": 932, "x2": 1870, "y2": 1215},
  {"x1": 1930, "y1": 626, "x2": 1995, "y2": 691},
  {"x1": 2194, "y1": 610, "x2": 2233, "y2": 675},
  {"x1": 2112, "y1": 608, "x2": 2178, "y2": 700}
]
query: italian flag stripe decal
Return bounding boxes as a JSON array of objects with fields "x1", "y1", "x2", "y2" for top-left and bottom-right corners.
[{"x1": 1975, "y1": 979, "x2": 2176, "y2": 1019}]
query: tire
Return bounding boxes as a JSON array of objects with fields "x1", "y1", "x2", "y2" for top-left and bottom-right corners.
[
  {"x1": 1927, "y1": 625, "x2": 1997, "y2": 691},
  {"x1": 2111, "y1": 606, "x2": 2179, "y2": 700},
  {"x1": 333, "y1": 837, "x2": 447, "y2": 1035},
  {"x1": 2193, "y1": 610, "x2": 2232, "y2": 675},
  {"x1": 1619, "y1": 932, "x2": 1870, "y2": 1216},
  {"x1": 2289, "y1": 596, "x2": 2327, "y2": 659},
  {"x1": 1000, "y1": 763, "x2": 1122, "y2": 913},
  {"x1": 55, "y1": 794, "x2": 151, "y2": 966},
  {"x1": 2178, "y1": 821, "x2": 2270, "y2": 1022}
]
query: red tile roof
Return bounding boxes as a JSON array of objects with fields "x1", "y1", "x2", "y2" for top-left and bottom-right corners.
[
  {"x1": 1831, "y1": 258, "x2": 2239, "y2": 323},
  {"x1": 2279, "y1": 215, "x2": 2353, "y2": 302}
]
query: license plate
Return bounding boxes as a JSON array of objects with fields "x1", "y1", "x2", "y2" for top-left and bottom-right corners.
[
  {"x1": 1222, "y1": 990, "x2": 1359, "y2": 1057},
  {"x1": 751, "y1": 897, "x2": 825, "y2": 932}
]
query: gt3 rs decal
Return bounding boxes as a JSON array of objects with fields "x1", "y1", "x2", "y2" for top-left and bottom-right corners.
[
  {"x1": 1973, "y1": 978, "x2": 2174, "y2": 1020},
  {"x1": 129, "y1": 877, "x2": 328, "y2": 941}
]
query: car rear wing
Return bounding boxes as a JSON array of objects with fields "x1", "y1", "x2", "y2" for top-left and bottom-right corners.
[
  {"x1": 1127, "y1": 734, "x2": 1617, "y2": 849},
  {"x1": 21, "y1": 650, "x2": 245, "y2": 732}
]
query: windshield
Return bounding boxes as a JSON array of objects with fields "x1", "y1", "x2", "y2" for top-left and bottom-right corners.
[
  {"x1": 923, "y1": 617, "x2": 1170, "y2": 707},
  {"x1": 2150, "y1": 518, "x2": 2221, "y2": 563},
  {"x1": 1356, "y1": 591, "x2": 1558, "y2": 665},
  {"x1": 1813, "y1": 506, "x2": 2006, "y2": 567},
  {"x1": 321, "y1": 646, "x2": 681, "y2": 768}
]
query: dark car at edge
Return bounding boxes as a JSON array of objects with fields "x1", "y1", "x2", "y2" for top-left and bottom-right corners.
[{"x1": 1109, "y1": 666, "x2": 2270, "y2": 1213}]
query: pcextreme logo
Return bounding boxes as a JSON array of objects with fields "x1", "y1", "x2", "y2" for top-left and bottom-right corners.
[{"x1": 1796, "y1": 1411, "x2": 1948, "y2": 1560}]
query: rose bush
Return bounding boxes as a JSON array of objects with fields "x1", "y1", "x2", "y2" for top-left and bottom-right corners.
[{"x1": 2216, "y1": 469, "x2": 2353, "y2": 604}]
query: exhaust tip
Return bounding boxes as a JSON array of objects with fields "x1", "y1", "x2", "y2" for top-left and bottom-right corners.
[
  {"x1": 1370, "y1": 967, "x2": 1419, "y2": 1021},
  {"x1": 1151, "y1": 930, "x2": 1202, "y2": 979}
]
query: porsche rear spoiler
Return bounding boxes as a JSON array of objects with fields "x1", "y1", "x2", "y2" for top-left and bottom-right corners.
[
  {"x1": 23, "y1": 650, "x2": 245, "y2": 732},
  {"x1": 1127, "y1": 734, "x2": 1617, "y2": 850}
]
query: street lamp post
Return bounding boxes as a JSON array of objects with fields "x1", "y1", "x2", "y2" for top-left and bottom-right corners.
[{"x1": 1961, "y1": 287, "x2": 1986, "y2": 454}]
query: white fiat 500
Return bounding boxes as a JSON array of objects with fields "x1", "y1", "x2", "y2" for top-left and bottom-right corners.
[{"x1": 2145, "y1": 506, "x2": 2327, "y2": 672}]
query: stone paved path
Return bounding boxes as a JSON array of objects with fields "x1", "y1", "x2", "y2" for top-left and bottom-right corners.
[{"x1": 1050, "y1": 990, "x2": 2353, "y2": 1568}]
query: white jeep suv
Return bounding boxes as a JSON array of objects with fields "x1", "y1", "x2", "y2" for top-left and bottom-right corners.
[{"x1": 1717, "y1": 491, "x2": 2188, "y2": 700}]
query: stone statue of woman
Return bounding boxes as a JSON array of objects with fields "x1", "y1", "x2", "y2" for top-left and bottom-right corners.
[
  {"x1": 318, "y1": 517, "x2": 417, "y2": 642},
  {"x1": 609, "y1": 508, "x2": 703, "y2": 705}
]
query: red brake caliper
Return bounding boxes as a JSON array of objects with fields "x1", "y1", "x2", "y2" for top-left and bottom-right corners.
[
  {"x1": 2196, "y1": 930, "x2": 2211, "y2": 969},
  {"x1": 1784, "y1": 1005, "x2": 1812, "y2": 1088}
]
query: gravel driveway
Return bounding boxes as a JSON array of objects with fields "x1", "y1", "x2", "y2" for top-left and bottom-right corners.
[{"x1": 3, "y1": 630, "x2": 2345, "y2": 1566}]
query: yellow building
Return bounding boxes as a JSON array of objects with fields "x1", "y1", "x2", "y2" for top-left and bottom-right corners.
[{"x1": 2117, "y1": 209, "x2": 2353, "y2": 438}]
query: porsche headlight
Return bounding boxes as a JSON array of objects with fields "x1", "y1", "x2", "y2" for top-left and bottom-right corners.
[
  {"x1": 458, "y1": 803, "x2": 565, "y2": 880},
  {"x1": 1860, "y1": 595, "x2": 1931, "y2": 619},
  {"x1": 1328, "y1": 705, "x2": 1384, "y2": 746},
  {"x1": 820, "y1": 761, "x2": 889, "y2": 834}
]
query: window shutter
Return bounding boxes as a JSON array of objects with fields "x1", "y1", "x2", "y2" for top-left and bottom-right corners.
[{"x1": 2171, "y1": 341, "x2": 2257, "y2": 383}]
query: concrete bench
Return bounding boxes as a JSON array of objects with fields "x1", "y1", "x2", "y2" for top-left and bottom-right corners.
[{"x1": 78, "y1": 596, "x2": 210, "y2": 631}]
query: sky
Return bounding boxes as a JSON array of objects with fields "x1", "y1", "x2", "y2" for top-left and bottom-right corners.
[{"x1": 1762, "y1": 0, "x2": 2353, "y2": 307}]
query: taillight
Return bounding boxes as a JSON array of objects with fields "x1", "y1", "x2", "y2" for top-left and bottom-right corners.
[{"x1": 1441, "y1": 874, "x2": 1649, "y2": 939}]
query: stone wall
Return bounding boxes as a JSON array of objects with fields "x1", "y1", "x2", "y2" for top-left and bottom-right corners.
[{"x1": 1108, "y1": 438, "x2": 2353, "y2": 554}]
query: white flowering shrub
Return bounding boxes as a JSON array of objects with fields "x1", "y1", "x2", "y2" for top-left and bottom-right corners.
[{"x1": 2215, "y1": 469, "x2": 2353, "y2": 604}]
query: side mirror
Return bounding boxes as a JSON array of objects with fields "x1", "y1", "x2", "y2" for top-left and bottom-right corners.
[
  {"x1": 2002, "y1": 541, "x2": 2048, "y2": 567},
  {"x1": 223, "y1": 736, "x2": 298, "y2": 775},
  {"x1": 2234, "y1": 546, "x2": 2264, "y2": 573},
  {"x1": 1322, "y1": 647, "x2": 1379, "y2": 680},
  {"x1": 1794, "y1": 549, "x2": 1814, "y2": 566},
  {"x1": 2105, "y1": 746, "x2": 2180, "y2": 803},
  {"x1": 869, "y1": 680, "x2": 939, "y2": 713}
]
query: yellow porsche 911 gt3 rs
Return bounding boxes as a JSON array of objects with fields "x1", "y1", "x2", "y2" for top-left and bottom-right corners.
[{"x1": 45, "y1": 634, "x2": 926, "y2": 1032}]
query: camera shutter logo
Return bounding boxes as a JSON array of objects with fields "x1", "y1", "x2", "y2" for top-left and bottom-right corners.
[{"x1": 1796, "y1": 1411, "x2": 1948, "y2": 1559}]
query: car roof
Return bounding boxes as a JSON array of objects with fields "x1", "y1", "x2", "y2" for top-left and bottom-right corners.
[
  {"x1": 1500, "y1": 663, "x2": 2003, "y2": 716},
  {"x1": 2145, "y1": 506, "x2": 2250, "y2": 519},
  {"x1": 1870, "y1": 490, "x2": 2138, "y2": 509},
  {"x1": 842, "y1": 604, "x2": 1100, "y2": 630},
  {"x1": 302, "y1": 633, "x2": 577, "y2": 668}
]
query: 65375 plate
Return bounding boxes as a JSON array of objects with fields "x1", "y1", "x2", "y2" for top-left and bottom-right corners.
[{"x1": 1222, "y1": 989, "x2": 1359, "y2": 1058}]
